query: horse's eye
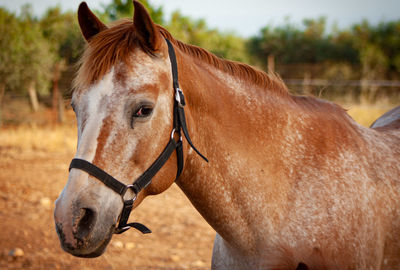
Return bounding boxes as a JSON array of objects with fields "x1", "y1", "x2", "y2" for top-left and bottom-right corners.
[
  {"x1": 133, "y1": 105, "x2": 153, "y2": 118},
  {"x1": 70, "y1": 102, "x2": 76, "y2": 113}
]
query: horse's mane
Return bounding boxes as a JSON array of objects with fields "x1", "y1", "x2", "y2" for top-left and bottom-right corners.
[
  {"x1": 74, "y1": 19, "x2": 288, "y2": 96},
  {"x1": 156, "y1": 26, "x2": 288, "y2": 96}
]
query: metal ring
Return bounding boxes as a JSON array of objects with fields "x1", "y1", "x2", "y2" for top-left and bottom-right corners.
[
  {"x1": 121, "y1": 184, "x2": 132, "y2": 197},
  {"x1": 170, "y1": 128, "x2": 176, "y2": 139},
  {"x1": 122, "y1": 184, "x2": 137, "y2": 202}
]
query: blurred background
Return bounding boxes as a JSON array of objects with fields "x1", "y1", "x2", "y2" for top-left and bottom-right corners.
[{"x1": 0, "y1": 0, "x2": 399, "y2": 269}]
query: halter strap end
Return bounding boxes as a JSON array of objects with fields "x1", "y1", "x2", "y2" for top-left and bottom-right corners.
[{"x1": 115, "y1": 222, "x2": 152, "y2": 234}]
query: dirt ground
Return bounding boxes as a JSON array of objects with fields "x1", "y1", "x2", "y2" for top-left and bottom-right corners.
[{"x1": 0, "y1": 147, "x2": 215, "y2": 269}]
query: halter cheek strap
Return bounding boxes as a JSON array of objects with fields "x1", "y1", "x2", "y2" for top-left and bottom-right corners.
[{"x1": 69, "y1": 38, "x2": 208, "y2": 235}]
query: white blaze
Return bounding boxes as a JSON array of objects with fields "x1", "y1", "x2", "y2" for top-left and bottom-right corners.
[{"x1": 75, "y1": 69, "x2": 116, "y2": 162}]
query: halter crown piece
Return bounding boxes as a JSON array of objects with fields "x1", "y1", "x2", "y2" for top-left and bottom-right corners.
[{"x1": 69, "y1": 39, "x2": 208, "y2": 234}]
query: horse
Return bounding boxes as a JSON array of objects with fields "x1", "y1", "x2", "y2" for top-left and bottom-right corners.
[{"x1": 54, "y1": 1, "x2": 400, "y2": 269}]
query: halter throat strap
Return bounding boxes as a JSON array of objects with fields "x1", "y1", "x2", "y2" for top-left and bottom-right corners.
[{"x1": 69, "y1": 38, "x2": 207, "y2": 235}]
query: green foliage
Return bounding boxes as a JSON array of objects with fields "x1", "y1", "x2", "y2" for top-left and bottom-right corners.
[
  {"x1": 0, "y1": 6, "x2": 54, "y2": 95},
  {"x1": 249, "y1": 17, "x2": 400, "y2": 82},
  {"x1": 248, "y1": 17, "x2": 359, "y2": 66},
  {"x1": 360, "y1": 43, "x2": 388, "y2": 79},
  {"x1": 352, "y1": 20, "x2": 400, "y2": 75},
  {"x1": 208, "y1": 32, "x2": 251, "y2": 63},
  {"x1": 0, "y1": 8, "x2": 21, "y2": 89},
  {"x1": 329, "y1": 30, "x2": 359, "y2": 64},
  {"x1": 103, "y1": 0, "x2": 164, "y2": 24},
  {"x1": 167, "y1": 11, "x2": 251, "y2": 63},
  {"x1": 40, "y1": 7, "x2": 84, "y2": 64}
]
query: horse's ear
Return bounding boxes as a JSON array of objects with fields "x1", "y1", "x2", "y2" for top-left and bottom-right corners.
[
  {"x1": 133, "y1": 0, "x2": 161, "y2": 51},
  {"x1": 78, "y1": 2, "x2": 107, "y2": 41}
]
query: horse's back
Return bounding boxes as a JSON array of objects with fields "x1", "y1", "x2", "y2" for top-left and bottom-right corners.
[{"x1": 370, "y1": 105, "x2": 400, "y2": 130}]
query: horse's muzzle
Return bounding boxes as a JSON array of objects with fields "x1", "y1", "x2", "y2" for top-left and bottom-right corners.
[{"x1": 54, "y1": 198, "x2": 113, "y2": 257}]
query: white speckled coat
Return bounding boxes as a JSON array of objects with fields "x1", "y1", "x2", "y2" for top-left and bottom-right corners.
[{"x1": 54, "y1": 2, "x2": 400, "y2": 269}]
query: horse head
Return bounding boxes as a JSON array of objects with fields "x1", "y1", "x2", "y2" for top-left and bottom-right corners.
[{"x1": 54, "y1": 1, "x2": 187, "y2": 257}]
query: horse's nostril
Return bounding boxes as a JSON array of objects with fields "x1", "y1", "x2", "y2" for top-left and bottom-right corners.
[{"x1": 74, "y1": 208, "x2": 96, "y2": 240}]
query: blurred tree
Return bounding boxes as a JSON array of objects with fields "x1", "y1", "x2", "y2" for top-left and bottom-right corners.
[
  {"x1": 359, "y1": 43, "x2": 389, "y2": 103},
  {"x1": 0, "y1": 5, "x2": 54, "y2": 123},
  {"x1": 248, "y1": 17, "x2": 360, "y2": 69},
  {"x1": 360, "y1": 43, "x2": 388, "y2": 79},
  {"x1": 353, "y1": 20, "x2": 400, "y2": 76},
  {"x1": 329, "y1": 29, "x2": 358, "y2": 65},
  {"x1": 208, "y1": 32, "x2": 251, "y2": 63},
  {"x1": 0, "y1": 9, "x2": 20, "y2": 89},
  {"x1": 18, "y1": 5, "x2": 54, "y2": 111},
  {"x1": 0, "y1": 8, "x2": 20, "y2": 126},
  {"x1": 167, "y1": 11, "x2": 204, "y2": 44},
  {"x1": 40, "y1": 7, "x2": 84, "y2": 64},
  {"x1": 167, "y1": 11, "x2": 251, "y2": 63},
  {"x1": 103, "y1": 0, "x2": 164, "y2": 24},
  {"x1": 302, "y1": 18, "x2": 332, "y2": 62},
  {"x1": 351, "y1": 20, "x2": 395, "y2": 102},
  {"x1": 40, "y1": 7, "x2": 84, "y2": 123},
  {"x1": 248, "y1": 20, "x2": 304, "y2": 68}
]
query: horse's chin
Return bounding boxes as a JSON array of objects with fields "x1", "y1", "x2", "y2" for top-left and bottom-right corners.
[{"x1": 60, "y1": 227, "x2": 114, "y2": 258}]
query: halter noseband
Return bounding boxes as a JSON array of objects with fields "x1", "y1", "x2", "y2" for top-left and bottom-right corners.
[{"x1": 69, "y1": 39, "x2": 208, "y2": 234}]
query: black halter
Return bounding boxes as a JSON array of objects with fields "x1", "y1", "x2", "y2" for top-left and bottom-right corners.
[{"x1": 69, "y1": 39, "x2": 208, "y2": 234}]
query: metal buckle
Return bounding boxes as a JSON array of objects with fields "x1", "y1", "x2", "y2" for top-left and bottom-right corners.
[
  {"x1": 121, "y1": 184, "x2": 137, "y2": 202},
  {"x1": 170, "y1": 128, "x2": 182, "y2": 142},
  {"x1": 175, "y1": 88, "x2": 181, "y2": 103},
  {"x1": 175, "y1": 88, "x2": 185, "y2": 106}
]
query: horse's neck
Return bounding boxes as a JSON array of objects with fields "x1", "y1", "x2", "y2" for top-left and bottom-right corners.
[{"x1": 174, "y1": 53, "x2": 358, "y2": 252}]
